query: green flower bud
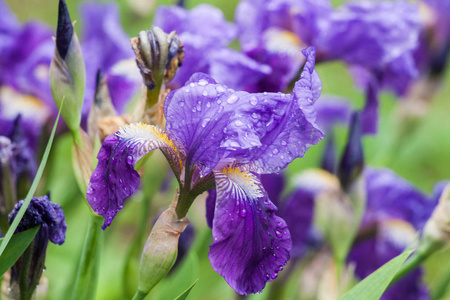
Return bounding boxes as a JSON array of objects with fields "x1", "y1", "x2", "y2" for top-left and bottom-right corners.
[
  {"x1": 49, "y1": 0, "x2": 86, "y2": 138},
  {"x1": 134, "y1": 197, "x2": 189, "y2": 299},
  {"x1": 422, "y1": 184, "x2": 450, "y2": 251}
]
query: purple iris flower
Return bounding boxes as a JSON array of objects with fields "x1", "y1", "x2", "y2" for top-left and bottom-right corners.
[
  {"x1": 235, "y1": 0, "x2": 331, "y2": 92},
  {"x1": 80, "y1": 2, "x2": 139, "y2": 117},
  {"x1": 87, "y1": 46, "x2": 324, "y2": 294},
  {"x1": 348, "y1": 168, "x2": 438, "y2": 300},
  {"x1": 153, "y1": 4, "x2": 270, "y2": 91},
  {"x1": 0, "y1": 0, "x2": 54, "y2": 147}
]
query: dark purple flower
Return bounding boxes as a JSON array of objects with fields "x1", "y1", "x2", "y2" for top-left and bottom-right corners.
[
  {"x1": 9, "y1": 195, "x2": 66, "y2": 245},
  {"x1": 80, "y1": 2, "x2": 139, "y2": 117},
  {"x1": 8, "y1": 195, "x2": 66, "y2": 299},
  {"x1": 87, "y1": 46, "x2": 324, "y2": 294}
]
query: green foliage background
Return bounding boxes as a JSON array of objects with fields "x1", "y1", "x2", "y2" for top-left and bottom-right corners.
[{"x1": 5, "y1": 0, "x2": 450, "y2": 299}]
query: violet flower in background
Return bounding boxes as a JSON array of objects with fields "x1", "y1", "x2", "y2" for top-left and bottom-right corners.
[
  {"x1": 153, "y1": 4, "x2": 271, "y2": 91},
  {"x1": 87, "y1": 46, "x2": 324, "y2": 294},
  {"x1": 0, "y1": 0, "x2": 53, "y2": 149},
  {"x1": 235, "y1": 0, "x2": 331, "y2": 92},
  {"x1": 80, "y1": 2, "x2": 140, "y2": 117}
]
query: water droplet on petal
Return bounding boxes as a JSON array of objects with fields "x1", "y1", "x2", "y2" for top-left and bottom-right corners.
[
  {"x1": 126, "y1": 155, "x2": 133, "y2": 164},
  {"x1": 189, "y1": 82, "x2": 195, "y2": 87},
  {"x1": 87, "y1": 186, "x2": 94, "y2": 194},
  {"x1": 250, "y1": 96, "x2": 258, "y2": 105},
  {"x1": 281, "y1": 140, "x2": 287, "y2": 146},
  {"x1": 235, "y1": 120, "x2": 243, "y2": 127},
  {"x1": 265, "y1": 274, "x2": 270, "y2": 280},
  {"x1": 206, "y1": 102, "x2": 211, "y2": 108},
  {"x1": 277, "y1": 266, "x2": 284, "y2": 271},
  {"x1": 272, "y1": 148, "x2": 279, "y2": 155},
  {"x1": 251, "y1": 113, "x2": 259, "y2": 119},
  {"x1": 198, "y1": 79, "x2": 208, "y2": 86},
  {"x1": 201, "y1": 118, "x2": 211, "y2": 128},
  {"x1": 271, "y1": 272, "x2": 278, "y2": 279},
  {"x1": 227, "y1": 95, "x2": 239, "y2": 104},
  {"x1": 185, "y1": 88, "x2": 190, "y2": 93},
  {"x1": 202, "y1": 91, "x2": 208, "y2": 96},
  {"x1": 240, "y1": 209, "x2": 247, "y2": 217},
  {"x1": 179, "y1": 102, "x2": 184, "y2": 107},
  {"x1": 275, "y1": 230, "x2": 283, "y2": 238},
  {"x1": 216, "y1": 85, "x2": 226, "y2": 93}
]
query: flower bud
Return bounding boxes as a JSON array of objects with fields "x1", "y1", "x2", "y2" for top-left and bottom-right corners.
[
  {"x1": 49, "y1": 0, "x2": 86, "y2": 137},
  {"x1": 130, "y1": 27, "x2": 183, "y2": 124},
  {"x1": 338, "y1": 112, "x2": 364, "y2": 193},
  {"x1": 422, "y1": 184, "x2": 450, "y2": 250},
  {"x1": 130, "y1": 27, "x2": 183, "y2": 90},
  {"x1": 321, "y1": 133, "x2": 336, "y2": 174},
  {"x1": 135, "y1": 195, "x2": 189, "y2": 297}
]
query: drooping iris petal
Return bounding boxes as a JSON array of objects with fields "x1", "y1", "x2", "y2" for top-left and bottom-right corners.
[
  {"x1": 363, "y1": 168, "x2": 437, "y2": 230},
  {"x1": 242, "y1": 47, "x2": 324, "y2": 173},
  {"x1": 87, "y1": 123, "x2": 181, "y2": 229},
  {"x1": 209, "y1": 168, "x2": 291, "y2": 295},
  {"x1": 348, "y1": 219, "x2": 429, "y2": 300}
]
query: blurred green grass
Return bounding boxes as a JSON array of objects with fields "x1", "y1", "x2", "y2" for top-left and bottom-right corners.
[{"x1": 5, "y1": 0, "x2": 450, "y2": 299}]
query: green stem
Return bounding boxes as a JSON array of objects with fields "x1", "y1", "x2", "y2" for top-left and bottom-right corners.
[
  {"x1": 122, "y1": 161, "x2": 168, "y2": 298},
  {"x1": 390, "y1": 240, "x2": 440, "y2": 286},
  {"x1": 432, "y1": 261, "x2": 450, "y2": 300},
  {"x1": 131, "y1": 290, "x2": 147, "y2": 300},
  {"x1": 18, "y1": 242, "x2": 34, "y2": 300},
  {"x1": 71, "y1": 214, "x2": 104, "y2": 300}
]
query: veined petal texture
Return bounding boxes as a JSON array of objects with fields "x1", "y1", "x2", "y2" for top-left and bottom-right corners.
[
  {"x1": 87, "y1": 123, "x2": 180, "y2": 229},
  {"x1": 209, "y1": 168, "x2": 291, "y2": 295}
]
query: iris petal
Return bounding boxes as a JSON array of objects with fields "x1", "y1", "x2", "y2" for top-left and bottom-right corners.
[
  {"x1": 209, "y1": 168, "x2": 291, "y2": 295},
  {"x1": 87, "y1": 123, "x2": 180, "y2": 229}
]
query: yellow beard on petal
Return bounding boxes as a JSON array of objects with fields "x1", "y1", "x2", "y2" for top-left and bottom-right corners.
[{"x1": 221, "y1": 167, "x2": 264, "y2": 199}]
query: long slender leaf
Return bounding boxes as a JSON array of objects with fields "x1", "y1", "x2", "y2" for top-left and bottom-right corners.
[
  {"x1": 339, "y1": 250, "x2": 413, "y2": 300},
  {"x1": 0, "y1": 226, "x2": 40, "y2": 275},
  {"x1": 71, "y1": 214, "x2": 104, "y2": 300},
  {"x1": 0, "y1": 105, "x2": 62, "y2": 257},
  {"x1": 174, "y1": 279, "x2": 199, "y2": 300}
]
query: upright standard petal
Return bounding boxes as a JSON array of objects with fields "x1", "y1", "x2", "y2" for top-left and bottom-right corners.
[
  {"x1": 164, "y1": 73, "x2": 291, "y2": 176},
  {"x1": 363, "y1": 168, "x2": 437, "y2": 230},
  {"x1": 242, "y1": 47, "x2": 324, "y2": 173},
  {"x1": 87, "y1": 123, "x2": 181, "y2": 229},
  {"x1": 209, "y1": 168, "x2": 291, "y2": 295}
]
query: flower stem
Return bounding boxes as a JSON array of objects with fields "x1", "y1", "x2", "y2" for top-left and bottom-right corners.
[
  {"x1": 71, "y1": 213, "x2": 104, "y2": 300},
  {"x1": 390, "y1": 240, "x2": 440, "y2": 286},
  {"x1": 131, "y1": 290, "x2": 147, "y2": 300}
]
